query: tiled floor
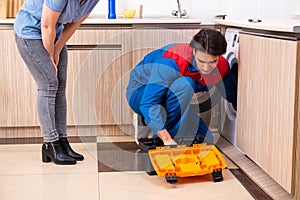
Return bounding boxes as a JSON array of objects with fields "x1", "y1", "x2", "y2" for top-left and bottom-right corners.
[
  {"x1": 99, "y1": 171, "x2": 253, "y2": 200},
  {"x1": 0, "y1": 137, "x2": 272, "y2": 200}
]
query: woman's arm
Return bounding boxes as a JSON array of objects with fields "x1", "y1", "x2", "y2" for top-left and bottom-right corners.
[
  {"x1": 54, "y1": 13, "x2": 91, "y2": 61},
  {"x1": 41, "y1": 2, "x2": 91, "y2": 72},
  {"x1": 41, "y1": 4, "x2": 60, "y2": 70}
]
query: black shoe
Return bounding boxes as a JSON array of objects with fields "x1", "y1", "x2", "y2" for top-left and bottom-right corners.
[
  {"x1": 42, "y1": 140, "x2": 76, "y2": 165},
  {"x1": 135, "y1": 115, "x2": 151, "y2": 141},
  {"x1": 138, "y1": 137, "x2": 165, "y2": 151},
  {"x1": 153, "y1": 137, "x2": 164, "y2": 147},
  {"x1": 192, "y1": 135, "x2": 205, "y2": 144},
  {"x1": 59, "y1": 138, "x2": 84, "y2": 161}
]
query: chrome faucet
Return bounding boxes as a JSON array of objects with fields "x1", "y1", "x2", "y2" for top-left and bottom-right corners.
[{"x1": 172, "y1": 0, "x2": 187, "y2": 18}]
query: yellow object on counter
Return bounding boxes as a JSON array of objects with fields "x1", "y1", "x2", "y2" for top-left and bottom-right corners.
[{"x1": 122, "y1": 9, "x2": 136, "y2": 19}]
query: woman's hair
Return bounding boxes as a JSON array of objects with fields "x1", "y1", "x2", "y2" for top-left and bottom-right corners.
[{"x1": 190, "y1": 28, "x2": 227, "y2": 56}]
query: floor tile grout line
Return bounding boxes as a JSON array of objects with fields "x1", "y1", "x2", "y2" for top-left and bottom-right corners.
[
  {"x1": 97, "y1": 172, "x2": 101, "y2": 200},
  {"x1": 0, "y1": 172, "x2": 100, "y2": 177}
]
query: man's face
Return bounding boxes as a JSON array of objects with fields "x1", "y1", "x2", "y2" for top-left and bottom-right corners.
[{"x1": 194, "y1": 50, "x2": 220, "y2": 75}]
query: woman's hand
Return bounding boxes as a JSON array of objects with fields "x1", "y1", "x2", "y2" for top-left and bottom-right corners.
[
  {"x1": 53, "y1": 51, "x2": 60, "y2": 75},
  {"x1": 50, "y1": 54, "x2": 58, "y2": 76},
  {"x1": 157, "y1": 129, "x2": 177, "y2": 145}
]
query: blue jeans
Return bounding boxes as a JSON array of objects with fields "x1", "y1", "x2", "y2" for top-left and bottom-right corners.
[
  {"x1": 128, "y1": 76, "x2": 213, "y2": 141},
  {"x1": 15, "y1": 35, "x2": 68, "y2": 142}
]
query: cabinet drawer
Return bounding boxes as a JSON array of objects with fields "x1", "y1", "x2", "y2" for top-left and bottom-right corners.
[
  {"x1": 68, "y1": 29, "x2": 122, "y2": 45},
  {"x1": 67, "y1": 48, "x2": 122, "y2": 125}
]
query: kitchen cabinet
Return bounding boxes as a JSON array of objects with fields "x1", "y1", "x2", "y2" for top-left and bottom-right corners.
[
  {"x1": 0, "y1": 22, "x2": 207, "y2": 137},
  {"x1": 237, "y1": 32, "x2": 300, "y2": 194},
  {"x1": 0, "y1": 29, "x2": 39, "y2": 127},
  {"x1": 66, "y1": 48, "x2": 122, "y2": 125},
  {"x1": 0, "y1": 27, "x2": 125, "y2": 127},
  {"x1": 66, "y1": 28, "x2": 124, "y2": 125},
  {"x1": 129, "y1": 28, "x2": 201, "y2": 66},
  {"x1": 67, "y1": 27, "x2": 202, "y2": 126}
]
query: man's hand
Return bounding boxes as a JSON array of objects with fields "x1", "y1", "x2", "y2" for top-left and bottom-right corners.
[{"x1": 157, "y1": 129, "x2": 177, "y2": 145}]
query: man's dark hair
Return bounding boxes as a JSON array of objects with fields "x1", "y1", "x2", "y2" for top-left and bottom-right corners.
[{"x1": 190, "y1": 28, "x2": 227, "y2": 56}]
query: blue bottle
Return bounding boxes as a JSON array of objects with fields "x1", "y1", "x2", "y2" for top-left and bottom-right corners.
[{"x1": 108, "y1": 0, "x2": 116, "y2": 19}]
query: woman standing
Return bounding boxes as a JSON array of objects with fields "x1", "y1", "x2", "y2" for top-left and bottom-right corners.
[{"x1": 14, "y1": 0, "x2": 99, "y2": 165}]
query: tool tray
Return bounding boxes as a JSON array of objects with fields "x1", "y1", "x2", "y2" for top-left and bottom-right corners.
[{"x1": 148, "y1": 144, "x2": 227, "y2": 184}]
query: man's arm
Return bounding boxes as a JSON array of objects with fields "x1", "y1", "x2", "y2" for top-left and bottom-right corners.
[
  {"x1": 139, "y1": 58, "x2": 180, "y2": 144},
  {"x1": 216, "y1": 70, "x2": 237, "y2": 107},
  {"x1": 157, "y1": 129, "x2": 177, "y2": 145}
]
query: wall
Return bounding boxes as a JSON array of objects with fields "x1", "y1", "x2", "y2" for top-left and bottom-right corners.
[
  {"x1": 91, "y1": 0, "x2": 298, "y2": 23},
  {"x1": 224, "y1": 0, "x2": 295, "y2": 20},
  {"x1": 91, "y1": 0, "x2": 222, "y2": 23},
  {"x1": 292, "y1": 0, "x2": 300, "y2": 16}
]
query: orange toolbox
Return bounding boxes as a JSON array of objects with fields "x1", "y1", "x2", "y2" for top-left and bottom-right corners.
[{"x1": 148, "y1": 144, "x2": 227, "y2": 184}]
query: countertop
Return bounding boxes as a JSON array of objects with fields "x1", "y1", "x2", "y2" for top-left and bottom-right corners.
[
  {"x1": 86, "y1": 14, "x2": 202, "y2": 24},
  {"x1": 4, "y1": 16, "x2": 300, "y2": 33},
  {"x1": 0, "y1": 15, "x2": 201, "y2": 26},
  {"x1": 215, "y1": 18, "x2": 300, "y2": 33}
]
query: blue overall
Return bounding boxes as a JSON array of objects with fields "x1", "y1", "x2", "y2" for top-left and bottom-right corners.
[{"x1": 126, "y1": 43, "x2": 237, "y2": 141}]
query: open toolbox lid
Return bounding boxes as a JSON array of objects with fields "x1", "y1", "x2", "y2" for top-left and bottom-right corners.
[{"x1": 148, "y1": 144, "x2": 227, "y2": 178}]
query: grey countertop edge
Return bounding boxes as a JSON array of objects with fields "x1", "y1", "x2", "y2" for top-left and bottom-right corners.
[
  {"x1": 0, "y1": 17, "x2": 201, "y2": 25},
  {"x1": 214, "y1": 19, "x2": 300, "y2": 34}
]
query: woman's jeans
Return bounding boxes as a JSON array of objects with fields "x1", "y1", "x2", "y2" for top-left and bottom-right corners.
[
  {"x1": 128, "y1": 76, "x2": 213, "y2": 142},
  {"x1": 15, "y1": 35, "x2": 68, "y2": 142}
]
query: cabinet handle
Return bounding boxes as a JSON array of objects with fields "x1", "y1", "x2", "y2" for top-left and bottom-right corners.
[{"x1": 67, "y1": 44, "x2": 121, "y2": 51}]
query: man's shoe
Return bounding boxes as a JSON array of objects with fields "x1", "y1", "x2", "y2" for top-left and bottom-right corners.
[
  {"x1": 192, "y1": 135, "x2": 205, "y2": 144},
  {"x1": 134, "y1": 114, "x2": 152, "y2": 143}
]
